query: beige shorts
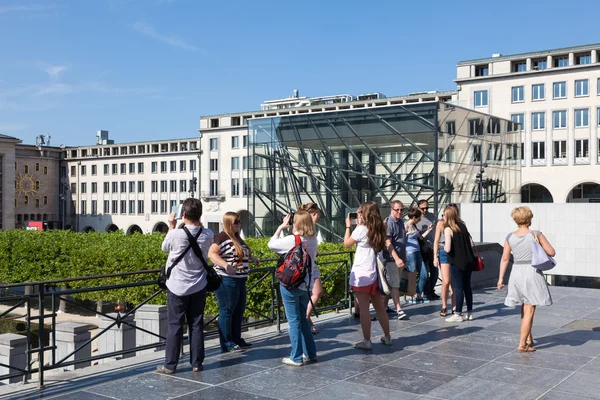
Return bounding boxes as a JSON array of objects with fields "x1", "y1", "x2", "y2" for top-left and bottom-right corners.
[{"x1": 385, "y1": 261, "x2": 401, "y2": 288}]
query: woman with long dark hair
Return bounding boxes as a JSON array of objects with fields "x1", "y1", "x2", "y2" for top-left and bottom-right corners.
[
  {"x1": 443, "y1": 206, "x2": 475, "y2": 322},
  {"x1": 208, "y1": 212, "x2": 259, "y2": 352},
  {"x1": 344, "y1": 201, "x2": 392, "y2": 349}
]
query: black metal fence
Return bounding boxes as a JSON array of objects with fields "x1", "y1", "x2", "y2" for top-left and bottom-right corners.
[{"x1": 0, "y1": 251, "x2": 354, "y2": 389}]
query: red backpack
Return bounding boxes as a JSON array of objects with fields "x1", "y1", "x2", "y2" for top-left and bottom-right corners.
[{"x1": 275, "y1": 235, "x2": 312, "y2": 289}]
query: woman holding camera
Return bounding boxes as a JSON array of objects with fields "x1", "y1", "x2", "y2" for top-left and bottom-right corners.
[
  {"x1": 208, "y1": 212, "x2": 259, "y2": 352},
  {"x1": 298, "y1": 202, "x2": 323, "y2": 334},
  {"x1": 344, "y1": 201, "x2": 392, "y2": 350}
]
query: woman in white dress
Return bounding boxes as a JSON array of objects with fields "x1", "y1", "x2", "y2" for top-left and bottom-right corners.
[{"x1": 498, "y1": 206, "x2": 555, "y2": 353}]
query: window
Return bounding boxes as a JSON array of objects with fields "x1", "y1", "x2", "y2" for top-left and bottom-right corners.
[
  {"x1": 243, "y1": 178, "x2": 250, "y2": 196},
  {"x1": 513, "y1": 61, "x2": 527, "y2": 72},
  {"x1": 43, "y1": 165, "x2": 48, "y2": 175},
  {"x1": 152, "y1": 162, "x2": 158, "y2": 173},
  {"x1": 231, "y1": 116, "x2": 241, "y2": 126},
  {"x1": 231, "y1": 157, "x2": 240, "y2": 170},
  {"x1": 170, "y1": 180, "x2": 177, "y2": 192},
  {"x1": 232, "y1": 136, "x2": 239, "y2": 148},
  {"x1": 445, "y1": 121, "x2": 456, "y2": 135},
  {"x1": 81, "y1": 182, "x2": 87, "y2": 193},
  {"x1": 532, "y1": 84, "x2": 545, "y2": 101},
  {"x1": 91, "y1": 182, "x2": 97, "y2": 193},
  {"x1": 120, "y1": 200, "x2": 126, "y2": 214},
  {"x1": 160, "y1": 161, "x2": 167, "y2": 172},
  {"x1": 138, "y1": 181, "x2": 144, "y2": 192},
  {"x1": 487, "y1": 118, "x2": 501, "y2": 134},
  {"x1": 511, "y1": 86, "x2": 524, "y2": 103},
  {"x1": 120, "y1": 182, "x2": 126, "y2": 192},
  {"x1": 138, "y1": 162, "x2": 144, "y2": 173},
  {"x1": 80, "y1": 200, "x2": 86, "y2": 215},
  {"x1": 242, "y1": 156, "x2": 248, "y2": 169},
  {"x1": 180, "y1": 160, "x2": 186, "y2": 172},
  {"x1": 231, "y1": 178, "x2": 240, "y2": 196},
  {"x1": 475, "y1": 65, "x2": 488, "y2": 76},
  {"x1": 129, "y1": 200, "x2": 135, "y2": 214},
  {"x1": 575, "y1": 79, "x2": 589, "y2": 96},
  {"x1": 112, "y1": 182, "x2": 118, "y2": 193},
  {"x1": 151, "y1": 200, "x2": 158, "y2": 214},
  {"x1": 298, "y1": 176, "x2": 308, "y2": 190},
  {"x1": 511, "y1": 113, "x2": 525, "y2": 127},
  {"x1": 576, "y1": 54, "x2": 591, "y2": 65},
  {"x1": 112, "y1": 200, "x2": 118, "y2": 214},
  {"x1": 170, "y1": 161, "x2": 176, "y2": 172},
  {"x1": 129, "y1": 163, "x2": 135, "y2": 174},
  {"x1": 553, "y1": 110, "x2": 567, "y2": 128},
  {"x1": 71, "y1": 183, "x2": 76, "y2": 193},
  {"x1": 112, "y1": 164, "x2": 118, "y2": 174},
  {"x1": 104, "y1": 164, "x2": 109, "y2": 175},
  {"x1": 531, "y1": 112, "x2": 545, "y2": 130},
  {"x1": 138, "y1": 200, "x2": 144, "y2": 214},
  {"x1": 554, "y1": 57, "x2": 568, "y2": 68},
  {"x1": 103, "y1": 200, "x2": 109, "y2": 214},
  {"x1": 533, "y1": 59, "x2": 547, "y2": 70},
  {"x1": 598, "y1": 107, "x2": 600, "y2": 126},
  {"x1": 553, "y1": 140, "x2": 567, "y2": 163},
  {"x1": 575, "y1": 139, "x2": 589, "y2": 158},
  {"x1": 210, "y1": 118, "x2": 219, "y2": 128},
  {"x1": 70, "y1": 166, "x2": 76, "y2": 177},
  {"x1": 180, "y1": 180, "x2": 187, "y2": 192},
  {"x1": 210, "y1": 138, "x2": 218, "y2": 151},
  {"x1": 35, "y1": 198, "x2": 40, "y2": 208},
  {"x1": 24, "y1": 195, "x2": 29, "y2": 205},
  {"x1": 24, "y1": 164, "x2": 29, "y2": 174},
  {"x1": 210, "y1": 159, "x2": 218, "y2": 171},
  {"x1": 575, "y1": 108, "x2": 589, "y2": 127},
  {"x1": 474, "y1": 90, "x2": 488, "y2": 107},
  {"x1": 160, "y1": 200, "x2": 167, "y2": 214},
  {"x1": 598, "y1": 78, "x2": 600, "y2": 95},
  {"x1": 210, "y1": 179, "x2": 219, "y2": 196},
  {"x1": 553, "y1": 82, "x2": 566, "y2": 99},
  {"x1": 472, "y1": 145, "x2": 481, "y2": 162},
  {"x1": 129, "y1": 182, "x2": 135, "y2": 193},
  {"x1": 91, "y1": 200, "x2": 97, "y2": 215},
  {"x1": 35, "y1": 162, "x2": 40, "y2": 172},
  {"x1": 243, "y1": 135, "x2": 248, "y2": 148},
  {"x1": 532, "y1": 141, "x2": 546, "y2": 160},
  {"x1": 161, "y1": 180, "x2": 167, "y2": 192},
  {"x1": 43, "y1": 196, "x2": 48, "y2": 205},
  {"x1": 120, "y1": 163, "x2": 126, "y2": 174},
  {"x1": 81, "y1": 165, "x2": 86, "y2": 176},
  {"x1": 189, "y1": 159, "x2": 196, "y2": 171},
  {"x1": 468, "y1": 118, "x2": 483, "y2": 136},
  {"x1": 151, "y1": 181, "x2": 158, "y2": 193},
  {"x1": 91, "y1": 165, "x2": 97, "y2": 175}
]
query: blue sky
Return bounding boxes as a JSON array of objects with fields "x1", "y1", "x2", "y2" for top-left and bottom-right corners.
[{"x1": 1, "y1": 0, "x2": 598, "y2": 146}]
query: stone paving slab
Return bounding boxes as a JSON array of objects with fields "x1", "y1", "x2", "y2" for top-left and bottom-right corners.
[{"x1": 2, "y1": 286, "x2": 599, "y2": 400}]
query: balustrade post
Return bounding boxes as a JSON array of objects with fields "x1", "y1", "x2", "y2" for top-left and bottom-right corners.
[
  {"x1": 98, "y1": 313, "x2": 136, "y2": 363},
  {"x1": 0, "y1": 333, "x2": 27, "y2": 384},
  {"x1": 51, "y1": 323, "x2": 91, "y2": 371},
  {"x1": 134, "y1": 305, "x2": 167, "y2": 355}
]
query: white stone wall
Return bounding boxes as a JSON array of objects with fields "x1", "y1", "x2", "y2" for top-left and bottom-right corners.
[{"x1": 460, "y1": 203, "x2": 600, "y2": 278}]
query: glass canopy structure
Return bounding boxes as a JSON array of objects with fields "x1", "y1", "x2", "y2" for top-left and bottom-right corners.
[{"x1": 248, "y1": 102, "x2": 521, "y2": 240}]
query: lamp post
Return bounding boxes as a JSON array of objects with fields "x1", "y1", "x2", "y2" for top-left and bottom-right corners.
[{"x1": 476, "y1": 162, "x2": 488, "y2": 243}]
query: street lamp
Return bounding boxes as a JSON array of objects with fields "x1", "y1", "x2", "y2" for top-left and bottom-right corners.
[{"x1": 476, "y1": 162, "x2": 488, "y2": 243}]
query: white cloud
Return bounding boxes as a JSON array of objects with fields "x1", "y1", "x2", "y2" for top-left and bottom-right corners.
[
  {"x1": 45, "y1": 65, "x2": 68, "y2": 80},
  {"x1": 131, "y1": 21, "x2": 200, "y2": 52}
]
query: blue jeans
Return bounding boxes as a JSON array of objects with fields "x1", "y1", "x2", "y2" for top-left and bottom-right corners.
[
  {"x1": 280, "y1": 286, "x2": 317, "y2": 363},
  {"x1": 450, "y1": 265, "x2": 473, "y2": 314},
  {"x1": 165, "y1": 288, "x2": 206, "y2": 371},
  {"x1": 214, "y1": 276, "x2": 247, "y2": 351},
  {"x1": 407, "y1": 251, "x2": 427, "y2": 295}
]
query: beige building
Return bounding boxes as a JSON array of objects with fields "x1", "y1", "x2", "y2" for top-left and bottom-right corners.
[{"x1": 455, "y1": 43, "x2": 600, "y2": 203}]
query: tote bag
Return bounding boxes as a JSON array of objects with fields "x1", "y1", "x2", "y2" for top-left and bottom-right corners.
[
  {"x1": 531, "y1": 230, "x2": 556, "y2": 272},
  {"x1": 376, "y1": 256, "x2": 392, "y2": 296}
]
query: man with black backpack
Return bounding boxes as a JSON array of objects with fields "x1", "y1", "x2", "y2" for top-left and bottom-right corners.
[{"x1": 157, "y1": 198, "x2": 214, "y2": 375}]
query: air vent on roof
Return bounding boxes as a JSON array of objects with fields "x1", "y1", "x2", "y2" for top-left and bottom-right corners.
[{"x1": 492, "y1": 53, "x2": 502, "y2": 58}]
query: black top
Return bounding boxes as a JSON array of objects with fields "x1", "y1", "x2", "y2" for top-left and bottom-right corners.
[{"x1": 447, "y1": 222, "x2": 476, "y2": 271}]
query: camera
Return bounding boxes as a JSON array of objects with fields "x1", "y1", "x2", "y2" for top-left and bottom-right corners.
[{"x1": 289, "y1": 213, "x2": 295, "y2": 225}]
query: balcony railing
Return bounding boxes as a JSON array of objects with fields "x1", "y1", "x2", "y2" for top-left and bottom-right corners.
[{"x1": 201, "y1": 191, "x2": 226, "y2": 201}]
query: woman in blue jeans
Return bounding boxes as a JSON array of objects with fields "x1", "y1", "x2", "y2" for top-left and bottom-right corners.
[
  {"x1": 268, "y1": 211, "x2": 318, "y2": 366},
  {"x1": 208, "y1": 212, "x2": 259, "y2": 352},
  {"x1": 405, "y1": 207, "x2": 433, "y2": 303}
]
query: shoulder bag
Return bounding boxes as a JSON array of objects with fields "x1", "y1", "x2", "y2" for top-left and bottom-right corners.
[
  {"x1": 183, "y1": 227, "x2": 222, "y2": 292},
  {"x1": 376, "y1": 253, "x2": 392, "y2": 296},
  {"x1": 531, "y1": 230, "x2": 556, "y2": 271},
  {"x1": 469, "y1": 234, "x2": 485, "y2": 272}
]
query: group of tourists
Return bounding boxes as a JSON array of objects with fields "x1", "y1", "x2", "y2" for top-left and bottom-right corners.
[{"x1": 156, "y1": 198, "x2": 556, "y2": 373}]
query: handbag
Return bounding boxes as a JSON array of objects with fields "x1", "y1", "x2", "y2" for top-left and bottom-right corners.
[
  {"x1": 183, "y1": 227, "x2": 222, "y2": 292},
  {"x1": 158, "y1": 229, "x2": 201, "y2": 290},
  {"x1": 398, "y1": 269, "x2": 417, "y2": 297},
  {"x1": 376, "y1": 255, "x2": 392, "y2": 296},
  {"x1": 469, "y1": 235, "x2": 485, "y2": 272},
  {"x1": 531, "y1": 230, "x2": 556, "y2": 271}
]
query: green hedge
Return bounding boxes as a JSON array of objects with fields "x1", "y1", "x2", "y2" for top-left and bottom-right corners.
[{"x1": 0, "y1": 230, "x2": 352, "y2": 319}]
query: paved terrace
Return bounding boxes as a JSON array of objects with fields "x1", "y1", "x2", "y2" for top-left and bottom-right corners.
[{"x1": 2, "y1": 286, "x2": 600, "y2": 400}]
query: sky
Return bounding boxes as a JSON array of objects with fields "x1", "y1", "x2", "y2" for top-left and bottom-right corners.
[{"x1": 1, "y1": 0, "x2": 599, "y2": 146}]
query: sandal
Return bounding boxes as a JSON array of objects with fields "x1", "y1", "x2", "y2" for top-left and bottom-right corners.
[
  {"x1": 311, "y1": 325, "x2": 319, "y2": 334},
  {"x1": 440, "y1": 308, "x2": 447, "y2": 317},
  {"x1": 518, "y1": 344, "x2": 536, "y2": 353}
]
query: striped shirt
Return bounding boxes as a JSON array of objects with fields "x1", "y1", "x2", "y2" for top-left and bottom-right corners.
[{"x1": 213, "y1": 231, "x2": 250, "y2": 278}]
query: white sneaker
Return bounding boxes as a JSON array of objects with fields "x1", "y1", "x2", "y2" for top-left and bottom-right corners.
[
  {"x1": 354, "y1": 339, "x2": 372, "y2": 350},
  {"x1": 445, "y1": 313, "x2": 465, "y2": 323},
  {"x1": 282, "y1": 357, "x2": 303, "y2": 366},
  {"x1": 302, "y1": 354, "x2": 318, "y2": 363},
  {"x1": 467, "y1": 313, "x2": 474, "y2": 321},
  {"x1": 380, "y1": 335, "x2": 392, "y2": 346}
]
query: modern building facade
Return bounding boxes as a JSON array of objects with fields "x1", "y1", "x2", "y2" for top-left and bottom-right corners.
[{"x1": 455, "y1": 43, "x2": 600, "y2": 203}]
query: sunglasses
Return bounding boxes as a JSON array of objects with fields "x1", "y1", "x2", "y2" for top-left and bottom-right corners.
[
  {"x1": 233, "y1": 220, "x2": 241, "y2": 224},
  {"x1": 392, "y1": 208, "x2": 403, "y2": 212}
]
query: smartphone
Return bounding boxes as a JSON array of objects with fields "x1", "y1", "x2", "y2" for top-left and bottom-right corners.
[
  {"x1": 349, "y1": 212, "x2": 358, "y2": 225},
  {"x1": 172, "y1": 204, "x2": 183, "y2": 220},
  {"x1": 289, "y1": 213, "x2": 295, "y2": 225}
]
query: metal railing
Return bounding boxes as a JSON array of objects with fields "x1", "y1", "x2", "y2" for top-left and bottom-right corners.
[{"x1": 0, "y1": 251, "x2": 354, "y2": 389}]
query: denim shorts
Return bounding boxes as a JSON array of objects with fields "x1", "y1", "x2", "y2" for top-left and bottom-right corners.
[{"x1": 438, "y1": 246, "x2": 449, "y2": 264}]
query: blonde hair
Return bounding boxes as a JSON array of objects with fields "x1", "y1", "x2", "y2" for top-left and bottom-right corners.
[
  {"x1": 443, "y1": 206, "x2": 461, "y2": 233},
  {"x1": 222, "y1": 212, "x2": 245, "y2": 259},
  {"x1": 293, "y1": 211, "x2": 316, "y2": 237},
  {"x1": 511, "y1": 206, "x2": 533, "y2": 226}
]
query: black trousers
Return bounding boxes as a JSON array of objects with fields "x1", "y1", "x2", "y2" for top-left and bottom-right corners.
[
  {"x1": 165, "y1": 288, "x2": 207, "y2": 371},
  {"x1": 422, "y1": 246, "x2": 439, "y2": 297}
]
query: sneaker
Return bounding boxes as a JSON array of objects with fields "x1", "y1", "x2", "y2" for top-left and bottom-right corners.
[
  {"x1": 223, "y1": 344, "x2": 245, "y2": 353},
  {"x1": 385, "y1": 306, "x2": 395, "y2": 313},
  {"x1": 302, "y1": 354, "x2": 318, "y2": 363},
  {"x1": 156, "y1": 365, "x2": 174, "y2": 375},
  {"x1": 380, "y1": 335, "x2": 392, "y2": 346},
  {"x1": 408, "y1": 297, "x2": 416, "y2": 304},
  {"x1": 445, "y1": 314, "x2": 465, "y2": 323},
  {"x1": 237, "y1": 341, "x2": 253, "y2": 349},
  {"x1": 282, "y1": 357, "x2": 303, "y2": 367},
  {"x1": 422, "y1": 297, "x2": 431, "y2": 303},
  {"x1": 397, "y1": 310, "x2": 407, "y2": 320},
  {"x1": 354, "y1": 339, "x2": 372, "y2": 350},
  {"x1": 466, "y1": 313, "x2": 474, "y2": 321},
  {"x1": 415, "y1": 297, "x2": 424, "y2": 304},
  {"x1": 192, "y1": 366, "x2": 202, "y2": 372}
]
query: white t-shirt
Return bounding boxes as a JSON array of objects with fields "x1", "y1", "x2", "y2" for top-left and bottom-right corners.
[{"x1": 349, "y1": 225, "x2": 379, "y2": 287}]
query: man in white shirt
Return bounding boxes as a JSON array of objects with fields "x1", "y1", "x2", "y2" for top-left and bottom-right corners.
[{"x1": 157, "y1": 198, "x2": 214, "y2": 374}]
